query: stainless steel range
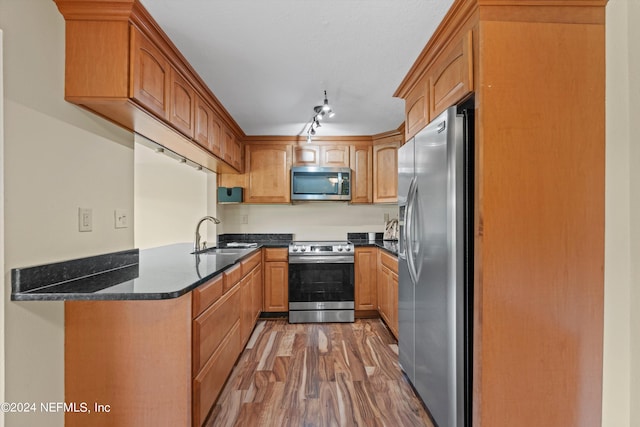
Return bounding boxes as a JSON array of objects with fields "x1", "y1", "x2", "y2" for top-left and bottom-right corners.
[{"x1": 288, "y1": 241, "x2": 355, "y2": 323}]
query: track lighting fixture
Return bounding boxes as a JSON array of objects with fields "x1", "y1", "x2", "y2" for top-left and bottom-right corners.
[{"x1": 306, "y1": 90, "x2": 335, "y2": 143}]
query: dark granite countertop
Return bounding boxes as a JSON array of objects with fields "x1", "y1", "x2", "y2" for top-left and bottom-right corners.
[
  {"x1": 11, "y1": 243, "x2": 261, "y2": 301},
  {"x1": 10, "y1": 232, "x2": 400, "y2": 301},
  {"x1": 11, "y1": 233, "x2": 295, "y2": 302},
  {"x1": 347, "y1": 232, "x2": 398, "y2": 256},
  {"x1": 351, "y1": 240, "x2": 398, "y2": 256}
]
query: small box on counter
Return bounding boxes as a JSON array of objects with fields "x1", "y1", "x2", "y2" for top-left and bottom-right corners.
[{"x1": 217, "y1": 187, "x2": 243, "y2": 204}]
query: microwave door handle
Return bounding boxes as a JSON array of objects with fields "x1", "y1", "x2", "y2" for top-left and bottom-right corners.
[{"x1": 337, "y1": 173, "x2": 343, "y2": 195}]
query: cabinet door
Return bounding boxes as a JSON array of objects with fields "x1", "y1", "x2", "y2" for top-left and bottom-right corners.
[
  {"x1": 293, "y1": 145, "x2": 320, "y2": 166},
  {"x1": 222, "y1": 129, "x2": 241, "y2": 171},
  {"x1": 192, "y1": 285, "x2": 240, "y2": 375},
  {"x1": 245, "y1": 144, "x2": 292, "y2": 204},
  {"x1": 264, "y1": 261, "x2": 288, "y2": 312},
  {"x1": 405, "y1": 74, "x2": 429, "y2": 140},
  {"x1": 194, "y1": 96, "x2": 223, "y2": 158},
  {"x1": 429, "y1": 29, "x2": 473, "y2": 118},
  {"x1": 320, "y1": 145, "x2": 350, "y2": 167},
  {"x1": 252, "y1": 265, "x2": 263, "y2": 321},
  {"x1": 193, "y1": 321, "x2": 240, "y2": 427},
  {"x1": 169, "y1": 67, "x2": 195, "y2": 138},
  {"x1": 373, "y1": 142, "x2": 399, "y2": 203},
  {"x1": 210, "y1": 116, "x2": 223, "y2": 158},
  {"x1": 194, "y1": 96, "x2": 212, "y2": 152},
  {"x1": 390, "y1": 270, "x2": 399, "y2": 338},
  {"x1": 130, "y1": 26, "x2": 169, "y2": 119},
  {"x1": 350, "y1": 145, "x2": 373, "y2": 204},
  {"x1": 240, "y1": 275, "x2": 253, "y2": 346},
  {"x1": 355, "y1": 247, "x2": 377, "y2": 310},
  {"x1": 378, "y1": 264, "x2": 390, "y2": 324}
]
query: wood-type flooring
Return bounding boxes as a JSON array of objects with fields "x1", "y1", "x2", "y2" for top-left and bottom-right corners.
[{"x1": 207, "y1": 319, "x2": 434, "y2": 427}]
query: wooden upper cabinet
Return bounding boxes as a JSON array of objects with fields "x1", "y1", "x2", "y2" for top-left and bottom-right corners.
[
  {"x1": 210, "y1": 116, "x2": 223, "y2": 158},
  {"x1": 350, "y1": 145, "x2": 372, "y2": 204},
  {"x1": 293, "y1": 144, "x2": 349, "y2": 167},
  {"x1": 405, "y1": 74, "x2": 429, "y2": 141},
  {"x1": 320, "y1": 145, "x2": 350, "y2": 167},
  {"x1": 130, "y1": 26, "x2": 169, "y2": 119},
  {"x1": 54, "y1": 3, "x2": 244, "y2": 175},
  {"x1": 245, "y1": 144, "x2": 292, "y2": 204},
  {"x1": 373, "y1": 142, "x2": 399, "y2": 203},
  {"x1": 293, "y1": 145, "x2": 320, "y2": 166},
  {"x1": 169, "y1": 67, "x2": 196, "y2": 138},
  {"x1": 194, "y1": 96, "x2": 211, "y2": 150},
  {"x1": 222, "y1": 129, "x2": 242, "y2": 172},
  {"x1": 429, "y1": 29, "x2": 473, "y2": 118}
]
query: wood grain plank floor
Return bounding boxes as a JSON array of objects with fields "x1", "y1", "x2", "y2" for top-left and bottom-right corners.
[{"x1": 207, "y1": 319, "x2": 434, "y2": 427}]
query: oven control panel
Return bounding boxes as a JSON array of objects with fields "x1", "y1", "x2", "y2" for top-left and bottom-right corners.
[{"x1": 288, "y1": 241, "x2": 354, "y2": 255}]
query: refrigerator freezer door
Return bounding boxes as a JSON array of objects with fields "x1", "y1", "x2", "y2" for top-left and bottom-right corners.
[
  {"x1": 397, "y1": 138, "x2": 415, "y2": 383},
  {"x1": 413, "y1": 107, "x2": 464, "y2": 427}
]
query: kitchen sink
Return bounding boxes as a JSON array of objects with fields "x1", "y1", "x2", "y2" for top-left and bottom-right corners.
[{"x1": 191, "y1": 248, "x2": 245, "y2": 255}]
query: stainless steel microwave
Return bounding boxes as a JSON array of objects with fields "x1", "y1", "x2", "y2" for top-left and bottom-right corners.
[{"x1": 290, "y1": 166, "x2": 351, "y2": 201}]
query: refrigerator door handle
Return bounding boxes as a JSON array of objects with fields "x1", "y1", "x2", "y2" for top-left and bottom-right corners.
[{"x1": 405, "y1": 176, "x2": 419, "y2": 286}]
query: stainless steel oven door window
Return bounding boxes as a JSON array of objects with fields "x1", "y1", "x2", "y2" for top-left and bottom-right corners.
[{"x1": 288, "y1": 259, "x2": 355, "y2": 323}]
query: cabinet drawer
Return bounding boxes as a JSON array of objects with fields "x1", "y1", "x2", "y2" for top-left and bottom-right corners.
[
  {"x1": 223, "y1": 263, "x2": 242, "y2": 293},
  {"x1": 264, "y1": 248, "x2": 288, "y2": 262},
  {"x1": 193, "y1": 321, "x2": 240, "y2": 427},
  {"x1": 241, "y1": 250, "x2": 262, "y2": 277},
  {"x1": 379, "y1": 250, "x2": 398, "y2": 274},
  {"x1": 192, "y1": 274, "x2": 223, "y2": 318},
  {"x1": 193, "y1": 286, "x2": 240, "y2": 375}
]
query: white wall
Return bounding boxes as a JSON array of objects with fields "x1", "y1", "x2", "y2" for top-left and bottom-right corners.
[
  {"x1": 1, "y1": 1, "x2": 134, "y2": 427},
  {"x1": 219, "y1": 203, "x2": 397, "y2": 240},
  {"x1": 627, "y1": 1, "x2": 640, "y2": 424},
  {"x1": 134, "y1": 137, "x2": 217, "y2": 249},
  {"x1": 0, "y1": 28, "x2": 5, "y2": 427},
  {"x1": 603, "y1": 0, "x2": 639, "y2": 426}
]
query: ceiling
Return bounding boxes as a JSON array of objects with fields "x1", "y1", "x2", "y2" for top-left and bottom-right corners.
[{"x1": 139, "y1": 0, "x2": 454, "y2": 137}]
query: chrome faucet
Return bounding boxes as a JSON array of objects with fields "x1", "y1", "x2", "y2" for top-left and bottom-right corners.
[{"x1": 194, "y1": 216, "x2": 221, "y2": 253}]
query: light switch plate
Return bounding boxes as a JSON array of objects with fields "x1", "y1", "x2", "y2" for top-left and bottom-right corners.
[
  {"x1": 114, "y1": 209, "x2": 129, "y2": 229},
  {"x1": 78, "y1": 208, "x2": 92, "y2": 232}
]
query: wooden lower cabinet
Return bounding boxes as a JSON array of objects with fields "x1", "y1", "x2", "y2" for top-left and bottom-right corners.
[
  {"x1": 354, "y1": 247, "x2": 377, "y2": 311},
  {"x1": 377, "y1": 250, "x2": 398, "y2": 338},
  {"x1": 252, "y1": 265, "x2": 263, "y2": 321},
  {"x1": 65, "y1": 294, "x2": 193, "y2": 427},
  {"x1": 240, "y1": 274, "x2": 254, "y2": 345},
  {"x1": 193, "y1": 321, "x2": 241, "y2": 427},
  {"x1": 263, "y1": 248, "x2": 289, "y2": 312},
  {"x1": 192, "y1": 284, "x2": 240, "y2": 375},
  {"x1": 65, "y1": 251, "x2": 264, "y2": 427}
]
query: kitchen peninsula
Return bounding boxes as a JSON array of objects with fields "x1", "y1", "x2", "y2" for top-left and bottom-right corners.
[{"x1": 11, "y1": 233, "x2": 397, "y2": 426}]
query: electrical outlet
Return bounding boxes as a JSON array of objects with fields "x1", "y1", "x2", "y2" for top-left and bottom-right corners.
[
  {"x1": 114, "y1": 209, "x2": 129, "y2": 229},
  {"x1": 78, "y1": 208, "x2": 92, "y2": 232},
  {"x1": 384, "y1": 213, "x2": 390, "y2": 222},
  {"x1": 240, "y1": 214, "x2": 248, "y2": 225}
]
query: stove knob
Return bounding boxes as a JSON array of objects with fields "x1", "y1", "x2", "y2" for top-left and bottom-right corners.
[
  {"x1": 338, "y1": 246, "x2": 343, "y2": 252},
  {"x1": 345, "y1": 246, "x2": 352, "y2": 252},
  {"x1": 292, "y1": 246, "x2": 298, "y2": 252},
  {"x1": 301, "y1": 247, "x2": 306, "y2": 252}
]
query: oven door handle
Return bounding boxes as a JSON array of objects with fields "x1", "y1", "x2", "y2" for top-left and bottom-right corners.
[{"x1": 289, "y1": 256, "x2": 355, "y2": 264}]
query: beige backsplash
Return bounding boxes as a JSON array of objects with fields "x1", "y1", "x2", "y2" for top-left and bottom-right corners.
[{"x1": 218, "y1": 203, "x2": 398, "y2": 241}]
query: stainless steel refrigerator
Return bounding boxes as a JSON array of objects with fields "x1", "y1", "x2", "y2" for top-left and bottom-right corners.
[{"x1": 398, "y1": 105, "x2": 473, "y2": 427}]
